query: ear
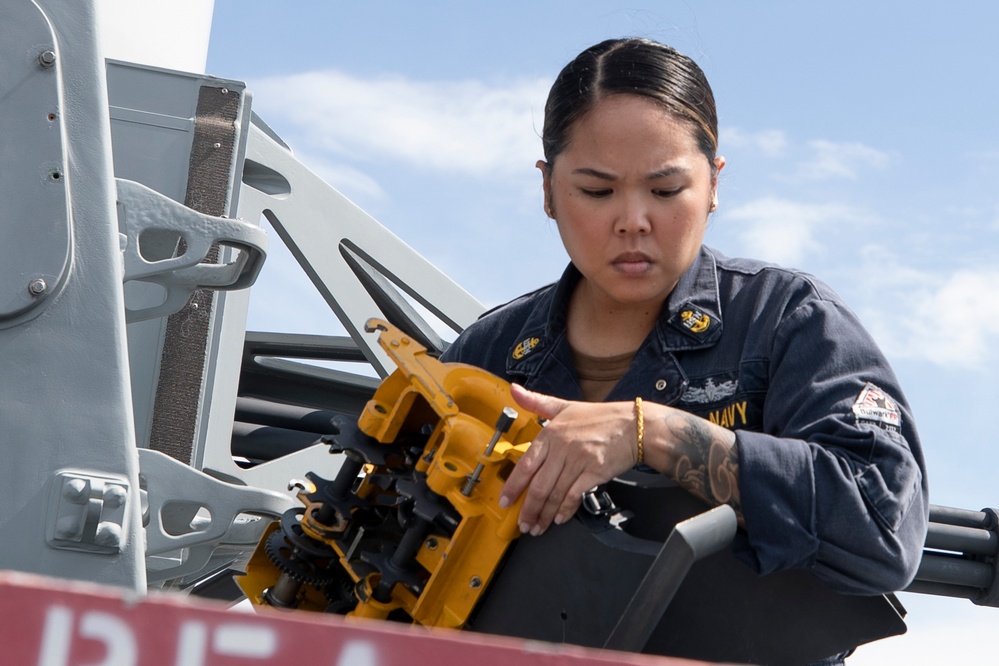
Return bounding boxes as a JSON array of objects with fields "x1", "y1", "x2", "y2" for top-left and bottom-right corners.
[{"x1": 537, "y1": 160, "x2": 554, "y2": 218}]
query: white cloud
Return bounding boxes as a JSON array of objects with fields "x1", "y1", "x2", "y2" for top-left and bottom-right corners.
[
  {"x1": 723, "y1": 196, "x2": 871, "y2": 267},
  {"x1": 249, "y1": 70, "x2": 550, "y2": 176},
  {"x1": 795, "y1": 139, "x2": 891, "y2": 181},
  {"x1": 859, "y1": 266, "x2": 999, "y2": 370},
  {"x1": 719, "y1": 127, "x2": 788, "y2": 157}
]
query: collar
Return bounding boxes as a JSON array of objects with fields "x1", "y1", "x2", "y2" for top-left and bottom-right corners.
[
  {"x1": 505, "y1": 247, "x2": 725, "y2": 378},
  {"x1": 658, "y1": 246, "x2": 725, "y2": 350}
]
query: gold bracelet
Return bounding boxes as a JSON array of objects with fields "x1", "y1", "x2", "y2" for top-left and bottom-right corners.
[{"x1": 634, "y1": 397, "x2": 644, "y2": 465}]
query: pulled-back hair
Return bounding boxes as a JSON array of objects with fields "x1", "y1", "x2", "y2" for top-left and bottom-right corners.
[{"x1": 542, "y1": 38, "x2": 718, "y2": 166}]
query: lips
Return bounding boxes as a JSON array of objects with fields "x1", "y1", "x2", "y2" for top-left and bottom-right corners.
[{"x1": 612, "y1": 251, "x2": 654, "y2": 274}]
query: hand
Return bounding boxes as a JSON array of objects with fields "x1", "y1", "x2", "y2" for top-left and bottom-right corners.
[{"x1": 498, "y1": 384, "x2": 638, "y2": 536}]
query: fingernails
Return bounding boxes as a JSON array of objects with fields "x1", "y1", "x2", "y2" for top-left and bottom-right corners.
[
  {"x1": 519, "y1": 522, "x2": 530, "y2": 534},
  {"x1": 554, "y1": 513, "x2": 565, "y2": 526},
  {"x1": 530, "y1": 525, "x2": 543, "y2": 537},
  {"x1": 498, "y1": 495, "x2": 510, "y2": 509}
]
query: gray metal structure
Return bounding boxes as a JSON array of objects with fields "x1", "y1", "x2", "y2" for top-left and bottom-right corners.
[{"x1": 0, "y1": 0, "x2": 481, "y2": 595}]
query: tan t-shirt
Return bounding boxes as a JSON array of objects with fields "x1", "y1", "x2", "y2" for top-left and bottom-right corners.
[{"x1": 571, "y1": 347, "x2": 636, "y2": 402}]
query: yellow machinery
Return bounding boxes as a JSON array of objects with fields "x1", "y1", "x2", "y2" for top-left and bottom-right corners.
[{"x1": 237, "y1": 319, "x2": 542, "y2": 627}]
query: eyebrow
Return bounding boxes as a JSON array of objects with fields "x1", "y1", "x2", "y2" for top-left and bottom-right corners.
[{"x1": 571, "y1": 165, "x2": 689, "y2": 180}]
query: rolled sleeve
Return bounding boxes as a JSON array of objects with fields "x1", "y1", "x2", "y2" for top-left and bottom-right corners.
[{"x1": 733, "y1": 298, "x2": 928, "y2": 595}]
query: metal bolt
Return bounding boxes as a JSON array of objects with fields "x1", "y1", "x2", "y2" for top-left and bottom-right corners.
[
  {"x1": 28, "y1": 278, "x2": 48, "y2": 297},
  {"x1": 469, "y1": 576, "x2": 482, "y2": 589},
  {"x1": 220, "y1": 87, "x2": 229, "y2": 95},
  {"x1": 38, "y1": 50, "x2": 56, "y2": 68},
  {"x1": 94, "y1": 522, "x2": 123, "y2": 549},
  {"x1": 102, "y1": 484, "x2": 126, "y2": 509},
  {"x1": 462, "y1": 407, "x2": 518, "y2": 496},
  {"x1": 55, "y1": 516, "x2": 82, "y2": 540},
  {"x1": 426, "y1": 537, "x2": 439, "y2": 551},
  {"x1": 62, "y1": 478, "x2": 89, "y2": 504}
]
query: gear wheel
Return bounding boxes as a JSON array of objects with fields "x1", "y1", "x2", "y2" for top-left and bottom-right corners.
[{"x1": 264, "y1": 507, "x2": 340, "y2": 586}]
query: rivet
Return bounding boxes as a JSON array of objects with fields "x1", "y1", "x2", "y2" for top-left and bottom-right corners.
[
  {"x1": 38, "y1": 50, "x2": 56, "y2": 68},
  {"x1": 63, "y1": 478, "x2": 89, "y2": 504},
  {"x1": 469, "y1": 576, "x2": 482, "y2": 589},
  {"x1": 220, "y1": 87, "x2": 229, "y2": 95},
  {"x1": 94, "y1": 522, "x2": 123, "y2": 548},
  {"x1": 102, "y1": 484, "x2": 126, "y2": 509},
  {"x1": 655, "y1": 379, "x2": 667, "y2": 391},
  {"x1": 426, "y1": 537, "x2": 439, "y2": 551},
  {"x1": 47, "y1": 170, "x2": 62, "y2": 182},
  {"x1": 55, "y1": 516, "x2": 82, "y2": 540},
  {"x1": 28, "y1": 278, "x2": 48, "y2": 296},
  {"x1": 213, "y1": 142, "x2": 222, "y2": 149}
]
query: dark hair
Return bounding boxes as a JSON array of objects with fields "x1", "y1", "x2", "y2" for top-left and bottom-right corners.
[{"x1": 542, "y1": 38, "x2": 718, "y2": 167}]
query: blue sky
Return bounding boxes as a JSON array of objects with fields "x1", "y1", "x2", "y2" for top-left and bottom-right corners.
[{"x1": 203, "y1": 2, "x2": 998, "y2": 661}]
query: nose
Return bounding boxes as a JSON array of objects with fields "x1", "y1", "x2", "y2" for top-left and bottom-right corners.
[{"x1": 614, "y1": 195, "x2": 652, "y2": 236}]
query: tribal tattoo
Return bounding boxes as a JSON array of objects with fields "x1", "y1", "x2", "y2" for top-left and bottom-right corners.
[{"x1": 667, "y1": 413, "x2": 743, "y2": 520}]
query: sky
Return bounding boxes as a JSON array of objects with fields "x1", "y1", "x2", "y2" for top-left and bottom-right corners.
[{"x1": 201, "y1": 2, "x2": 998, "y2": 662}]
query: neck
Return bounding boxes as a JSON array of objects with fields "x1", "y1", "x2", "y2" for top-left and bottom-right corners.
[{"x1": 565, "y1": 279, "x2": 665, "y2": 357}]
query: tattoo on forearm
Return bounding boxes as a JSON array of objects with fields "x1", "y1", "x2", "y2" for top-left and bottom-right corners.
[{"x1": 668, "y1": 415, "x2": 742, "y2": 516}]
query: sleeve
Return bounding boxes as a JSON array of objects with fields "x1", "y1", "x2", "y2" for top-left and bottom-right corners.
[{"x1": 733, "y1": 297, "x2": 929, "y2": 595}]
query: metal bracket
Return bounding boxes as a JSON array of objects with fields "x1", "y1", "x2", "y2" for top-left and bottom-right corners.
[
  {"x1": 139, "y1": 448, "x2": 293, "y2": 561},
  {"x1": 116, "y1": 178, "x2": 267, "y2": 322},
  {"x1": 46, "y1": 472, "x2": 130, "y2": 555}
]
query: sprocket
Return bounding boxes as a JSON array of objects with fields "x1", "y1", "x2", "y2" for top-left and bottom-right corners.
[{"x1": 264, "y1": 507, "x2": 340, "y2": 586}]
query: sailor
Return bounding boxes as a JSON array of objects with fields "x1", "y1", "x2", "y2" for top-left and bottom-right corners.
[{"x1": 441, "y1": 37, "x2": 928, "y2": 664}]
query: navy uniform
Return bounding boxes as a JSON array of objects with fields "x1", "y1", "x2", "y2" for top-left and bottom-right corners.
[{"x1": 441, "y1": 246, "x2": 928, "y2": 595}]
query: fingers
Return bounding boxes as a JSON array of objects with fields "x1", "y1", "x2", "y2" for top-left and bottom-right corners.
[
  {"x1": 511, "y1": 383, "x2": 565, "y2": 421},
  {"x1": 501, "y1": 385, "x2": 633, "y2": 536}
]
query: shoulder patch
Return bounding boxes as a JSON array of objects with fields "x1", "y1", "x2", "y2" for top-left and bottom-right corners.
[
  {"x1": 512, "y1": 336, "x2": 540, "y2": 360},
  {"x1": 852, "y1": 383, "x2": 901, "y2": 432}
]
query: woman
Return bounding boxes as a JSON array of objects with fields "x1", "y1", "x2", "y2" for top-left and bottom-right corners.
[{"x1": 441, "y1": 38, "x2": 927, "y2": 599}]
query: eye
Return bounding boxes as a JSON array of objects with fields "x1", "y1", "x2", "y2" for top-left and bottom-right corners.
[
  {"x1": 581, "y1": 188, "x2": 612, "y2": 198},
  {"x1": 653, "y1": 188, "x2": 682, "y2": 198}
]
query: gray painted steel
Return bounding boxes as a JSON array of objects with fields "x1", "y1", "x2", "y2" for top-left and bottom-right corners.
[{"x1": 0, "y1": 0, "x2": 146, "y2": 589}]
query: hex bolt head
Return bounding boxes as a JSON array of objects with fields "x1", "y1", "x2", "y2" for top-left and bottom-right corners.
[
  {"x1": 38, "y1": 50, "x2": 56, "y2": 68},
  {"x1": 469, "y1": 576, "x2": 482, "y2": 589},
  {"x1": 28, "y1": 278, "x2": 48, "y2": 296}
]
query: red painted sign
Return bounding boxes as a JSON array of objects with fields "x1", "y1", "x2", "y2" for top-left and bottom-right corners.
[{"x1": 0, "y1": 571, "x2": 703, "y2": 666}]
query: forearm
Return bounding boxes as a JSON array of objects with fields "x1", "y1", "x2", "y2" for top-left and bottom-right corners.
[{"x1": 643, "y1": 403, "x2": 744, "y2": 523}]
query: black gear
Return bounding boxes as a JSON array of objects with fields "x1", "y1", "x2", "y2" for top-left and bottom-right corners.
[{"x1": 264, "y1": 508, "x2": 340, "y2": 586}]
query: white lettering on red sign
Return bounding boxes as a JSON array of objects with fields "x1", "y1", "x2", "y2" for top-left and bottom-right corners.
[{"x1": 35, "y1": 605, "x2": 279, "y2": 666}]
